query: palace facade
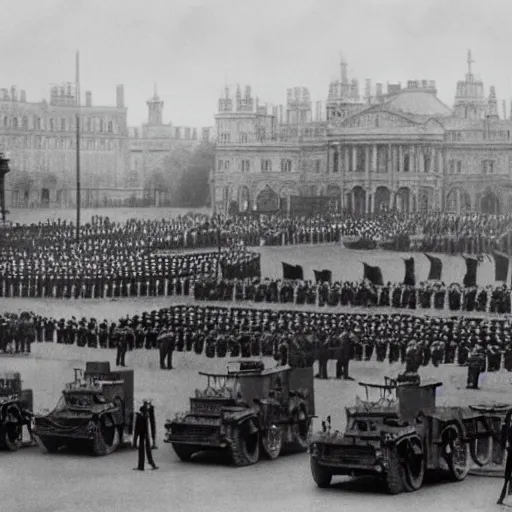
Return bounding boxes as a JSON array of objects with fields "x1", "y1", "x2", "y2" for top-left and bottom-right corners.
[
  {"x1": 213, "y1": 51, "x2": 512, "y2": 215},
  {"x1": 3, "y1": 84, "x2": 129, "y2": 208},
  {"x1": 2, "y1": 83, "x2": 214, "y2": 208}
]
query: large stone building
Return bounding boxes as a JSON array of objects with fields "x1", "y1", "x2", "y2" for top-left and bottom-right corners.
[
  {"x1": 213, "y1": 51, "x2": 512, "y2": 215},
  {"x1": 2, "y1": 82, "x2": 214, "y2": 208},
  {"x1": 128, "y1": 86, "x2": 214, "y2": 203},
  {"x1": 3, "y1": 84, "x2": 129, "y2": 208}
]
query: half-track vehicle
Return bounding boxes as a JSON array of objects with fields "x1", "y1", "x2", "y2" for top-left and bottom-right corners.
[
  {"x1": 33, "y1": 362, "x2": 134, "y2": 456},
  {"x1": 0, "y1": 372, "x2": 33, "y2": 451},
  {"x1": 309, "y1": 376, "x2": 503, "y2": 494},
  {"x1": 164, "y1": 360, "x2": 315, "y2": 466}
]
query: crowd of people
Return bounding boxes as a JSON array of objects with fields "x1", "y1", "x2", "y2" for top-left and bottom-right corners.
[
  {"x1": 2, "y1": 211, "x2": 512, "y2": 255},
  {"x1": 1, "y1": 306, "x2": 510, "y2": 373},
  {"x1": 0, "y1": 241, "x2": 260, "y2": 299},
  {"x1": 193, "y1": 278, "x2": 512, "y2": 314}
]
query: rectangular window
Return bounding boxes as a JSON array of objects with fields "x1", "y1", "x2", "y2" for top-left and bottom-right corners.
[
  {"x1": 108, "y1": 121, "x2": 113, "y2": 133},
  {"x1": 457, "y1": 161, "x2": 462, "y2": 173},
  {"x1": 281, "y1": 159, "x2": 292, "y2": 173},
  {"x1": 315, "y1": 159, "x2": 321, "y2": 173},
  {"x1": 241, "y1": 160, "x2": 250, "y2": 173},
  {"x1": 61, "y1": 119, "x2": 66, "y2": 131}
]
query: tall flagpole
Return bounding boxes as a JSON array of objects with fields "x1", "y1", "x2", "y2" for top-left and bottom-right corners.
[{"x1": 76, "y1": 51, "x2": 81, "y2": 243}]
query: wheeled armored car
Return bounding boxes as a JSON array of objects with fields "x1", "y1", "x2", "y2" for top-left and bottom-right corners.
[
  {"x1": 309, "y1": 376, "x2": 503, "y2": 494},
  {"x1": 33, "y1": 362, "x2": 134, "y2": 456},
  {"x1": 165, "y1": 360, "x2": 315, "y2": 466}
]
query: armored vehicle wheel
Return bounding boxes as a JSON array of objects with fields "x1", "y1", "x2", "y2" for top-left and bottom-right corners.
[
  {"x1": 385, "y1": 447, "x2": 405, "y2": 495},
  {"x1": 261, "y1": 425, "x2": 283, "y2": 460},
  {"x1": 289, "y1": 407, "x2": 311, "y2": 451},
  {"x1": 441, "y1": 424, "x2": 470, "y2": 482},
  {"x1": 397, "y1": 437, "x2": 425, "y2": 492},
  {"x1": 1, "y1": 423, "x2": 22, "y2": 451},
  {"x1": 92, "y1": 415, "x2": 120, "y2": 456},
  {"x1": 172, "y1": 443, "x2": 199, "y2": 462},
  {"x1": 230, "y1": 420, "x2": 260, "y2": 466},
  {"x1": 310, "y1": 457, "x2": 332, "y2": 488},
  {"x1": 37, "y1": 436, "x2": 62, "y2": 453}
]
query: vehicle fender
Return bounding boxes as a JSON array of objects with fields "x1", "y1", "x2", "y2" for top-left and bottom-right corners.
[{"x1": 222, "y1": 409, "x2": 258, "y2": 427}]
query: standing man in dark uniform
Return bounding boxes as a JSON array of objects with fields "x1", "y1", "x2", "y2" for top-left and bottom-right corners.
[
  {"x1": 133, "y1": 401, "x2": 158, "y2": 471},
  {"x1": 115, "y1": 327, "x2": 127, "y2": 367}
]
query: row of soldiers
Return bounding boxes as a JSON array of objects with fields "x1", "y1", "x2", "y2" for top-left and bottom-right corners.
[
  {"x1": 2, "y1": 306, "x2": 511, "y2": 373},
  {"x1": 0, "y1": 248, "x2": 261, "y2": 299},
  {"x1": 4, "y1": 211, "x2": 512, "y2": 254},
  {"x1": 192, "y1": 277, "x2": 512, "y2": 314}
]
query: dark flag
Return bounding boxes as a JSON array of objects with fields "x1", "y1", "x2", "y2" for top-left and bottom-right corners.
[
  {"x1": 363, "y1": 263, "x2": 384, "y2": 286},
  {"x1": 282, "y1": 262, "x2": 296, "y2": 280},
  {"x1": 493, "y1": 250, "x2": 509, "y2": 282},
  {"x1": 282, "y1": 263, "x2": 303, "y2": 280},
  {"x1": 463, "y1": 256, "x2": 478, "y2": 287},
  {"x1": 314, "y1": 269, "x2": 332, "y2": 283},
  {"x1": 403, "y1": 257, "x2": 415, "y2": 286},
  {"x1": 424, "y1": 253, "x2": 442, "y2": 281}
]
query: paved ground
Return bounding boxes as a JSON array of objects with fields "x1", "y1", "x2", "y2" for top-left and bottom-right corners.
[
  {"x1": 1, "y1": 208, "x2": 509, "y2": 511},
  {"x1": 1, "y1": 345, "x2": 511, "y2": 512}
]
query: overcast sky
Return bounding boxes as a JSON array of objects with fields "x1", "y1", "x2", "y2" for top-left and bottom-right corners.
[{"x1": 3, "y1": 0, "x2": 511, "y2": 128}]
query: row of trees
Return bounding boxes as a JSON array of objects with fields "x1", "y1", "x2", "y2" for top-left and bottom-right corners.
[{"x1": 144, "y1": 142, "x2": 214, "y2": 208}]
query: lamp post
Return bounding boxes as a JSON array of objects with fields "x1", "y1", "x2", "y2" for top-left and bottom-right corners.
[
  {"x1": 216, "y1": 222, "x2": 222, "y2": 281},
  {"x1": 0, "y1": 153, "x2": 11, "y2": 224}
]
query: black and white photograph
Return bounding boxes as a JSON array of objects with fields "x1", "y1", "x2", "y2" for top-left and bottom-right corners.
[{"x1": 2, "y1": 1, "x2": 512, "y2": 511}]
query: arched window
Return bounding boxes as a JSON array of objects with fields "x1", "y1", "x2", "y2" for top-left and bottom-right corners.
[
  {"x1": 49, "y1": 119, "x2": 54, "y2": 131},
  {"x1": 22, "y1": 116, "x2": 28, "y2": 130},
  {"x1": 13, "y1": 117, "x2": 18, "y2": 129},
  {"x1": 61, "y1": 118, "x2": 66, "y2": 131},
  {"x1": 3, "y1": 116, "x2": 8, "y2": 128},
  {"x1": 108, "y1": 121, "x2": 113, "y2": 133},
  {"x1": 240, "y1": 132, "x2": 248, "y2": 143}
]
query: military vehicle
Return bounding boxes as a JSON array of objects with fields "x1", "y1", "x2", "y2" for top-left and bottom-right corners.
[
  {"x1": 164, "y1": 360, "x2": 314, "y2": 466},
  {"x1": 309, "y1": 376, "x2": 503, "y2": 494},
  {"x1": 0, "y1": 372, "x2": 33, "y2": 451},
  {"x1": 33, "y1": 362, "x2": 134, "y2": 456}
]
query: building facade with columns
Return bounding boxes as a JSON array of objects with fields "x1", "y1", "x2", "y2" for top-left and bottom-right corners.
[
  {"x1": 3, "y1": 84, "x2": 129, "y2": 208},
  {"x1": 213, "y1": 52, "x2": 512, "y2": 216}
]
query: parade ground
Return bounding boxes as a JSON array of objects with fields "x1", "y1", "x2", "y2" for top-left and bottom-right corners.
[
  {"x1": 1, "y1": 207, "x2": 510, "y2": 511},
  {"x1": 1, "y1": 344, "x2": 510, "y2": 512}
]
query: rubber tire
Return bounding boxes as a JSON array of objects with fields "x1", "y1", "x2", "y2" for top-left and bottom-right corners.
[
  {"x1": 37, "y1": 436, "x2": 62, "y2": 454},
  {"x1": 442, "y1": 425, "x2": 470, "y2": 482},
  {"x1": 261, "y1": 426, "x2": 283, "y2": 460},
  {"x1": 385, "y1": 447, "x2": 405, "y2": 495},
  {"x1": 2, "y1": 424, "x2": 21, "y2": 451},
  {"x1": 399, "y1": 438, "x2": 425, "y2": 492},
  {"x1": 230, "y1": 422, "x2": 260, "y2": 466},
  {"x1": 172, "y1": 443, "x2": 199, "y2": 462},
  {"x1": 310, "y1": 457, "x2": 332, "y2": 488},
  {"x1": 288, "y1": 407, "x2": 311, "y2": 452},
  {"x1": 92, "y1": 415, "x2": 120, "y2": 456}
]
